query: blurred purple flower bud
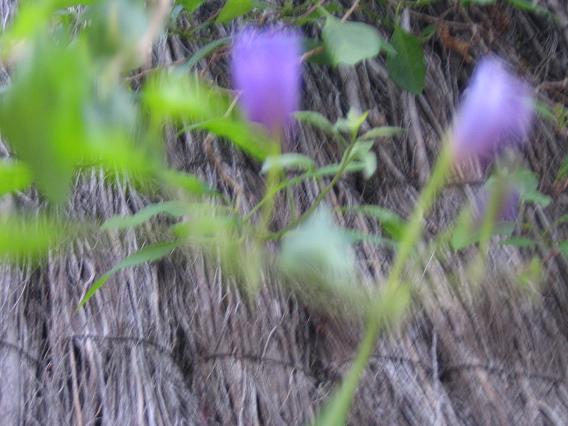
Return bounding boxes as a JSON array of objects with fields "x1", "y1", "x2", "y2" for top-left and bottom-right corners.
[
  {"x1": 474, "y1": 184, "x2": 521, "y2": 223},
  {"x1": 231, "y1": 27, "x2": 302, "y2": 136},
  {"x1": 452, "y1": 57, "x2": 534, "y2": 162}
]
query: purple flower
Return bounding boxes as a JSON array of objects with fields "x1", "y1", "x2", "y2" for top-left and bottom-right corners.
[
  {"x1": 231, "y1": 27, "x2": 302, "y2": 136},
  {"x1": 451, "y1": 57, "x2": 534, "y2": 162},
  {"x1": 474, "y1": 184, "x2": 521, "y2": 223}
]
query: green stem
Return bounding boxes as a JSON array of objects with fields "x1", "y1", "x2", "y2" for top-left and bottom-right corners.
[
  {"x1": 267, "y1": 135, "x2": 359, "y2": 240},
  {"x1": 315, "y1": 139, "x2": 453, "y2": 425}
]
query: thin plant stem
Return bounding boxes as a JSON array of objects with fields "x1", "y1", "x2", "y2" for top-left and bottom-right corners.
[
  {"x1": 314, "y1": 139, "x2": 454, "y2": 425},
  {"x1": 267, "y1": 134, "x2": 358, "y2": 240}
]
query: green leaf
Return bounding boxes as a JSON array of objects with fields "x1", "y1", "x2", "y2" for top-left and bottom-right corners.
[
  {"x1": 322, "y1": 16, "x2": 389, "y2": 66},
  {"x1": 261, "y1": 154, "x2": 315, "y2": 174},
  {"x1": 294, "y1": 111, "x2": 337, "y2": 135},
  {"x1": 144, "y1": 73, "x2": 230, "y2": 121},
  {"x1": 501, "y1": 236, "x2": 536, "y2": 248},
  {"x1": 144, "y1": 73, "x2": 274, "y2": 159},
  {"x1": 506, "y1": 0, "x2": 549, "y2": 14},
  {"x1": 514, "y1": 168, "x2": 551, "y2": 207},
  {"x1": 358, "y1": 126, "x2": 402, "y2": 141},
  {"x1": 161, "y1": 170, "x2": 216, "y2": 195},
  {"x1": 216, "y1": 0, "x2": 254, "y2": 23},
  {"x1": 177, "y1": 0, "x2": 204, "y2": 13},
  {"x1": 347, "y1": 205, "x2": 406, "y2": 241},
  {"x1": 101, "y1": 201, "x2": 189, "y2": 231},
  {"x1": 0, "y1": 160, "x2": 32, "y2": 195},
  {"x1": 279, "y1": 207, "x2": 356, "y2": 290},
  {"x1": 79, "y1": 241, "x2": 180, "y2": 307},
  {"x1": 342, "y1": 229, "x2": 396, "y2": 248},
  {"x1": 0, "y1": 216, "x2": 67, "y2": 261},
  {"x1": 334, "y1": 108, "x2": 368, "y2": 136},
  {"x1": 386, "y1": 27, "x2": 426, "y2": 95},
  {"x1": 555, "y1": 214, "x2": 568, "y2": 226},
  {"x1": 348, "y1": 141, "x2": 377, "y2": 179},
  {"x1": 559, "y1": 240, "x2": 568, "y2": 258},
  {"x1": 0, "y1": 40, "x2": 91, "y2": 204},
  {"x1": 202, "y1": 118, "x2": 275, "y2": 160},
  {"x1": 178, "y1": 37, "x2": 231, "y2": 72}
]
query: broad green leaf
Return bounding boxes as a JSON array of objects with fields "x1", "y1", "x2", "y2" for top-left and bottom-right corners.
[
  {"x1": 144, "y1": 73, "x2": 230, "y2": 121},
  {"x1": 386, "y1": 27, "x2": 426, "y2": 94},
  {"x1": 359, "y1": 126, "x2": 402, "y2": 141},
  {"x1": 178, "y1": 37, "x2": 231, "y2": 71},
  {"x1": 79, "y1": 241, "x2": 180, "y2": 307},
  {"x1": 144, "y1": 73, "x2": 274, "y2": 159},
  {"x1": 101, "y1": 201, "x2": 189, "y2": 231},
  {"x1": 216, "y1": 0, "x2": 254, "y2": 23},
  {"x1": 0, "y1": 40, "x2": 91, "y2": 204},
  {"x1": 294, "y1": 111, "x2": 336, "y2": 135},
  {"x1": 279, "y1": 207, "x2": 356, "y2": 291},
  {"x1": 261, "y1": 154, "x2": 315, "y2": 174},
  {"x1": 322, "y1": 16, "x2": 389, "y2": 66},
  {"x1": 0, "y1": 160, "x2": 32, "y2": 195},
  {"x1": 86, "y1": 0, "x2": 148, "y2": 62},
  {"x1": 0, "y1": 216, "x2": 67, "y2": 261},
  {"x1": 1, "y1": 0, "x2": 54, "y2": 52},
  {"x1": 177, "y1": 0, "x2": 204, "y2": 13}
]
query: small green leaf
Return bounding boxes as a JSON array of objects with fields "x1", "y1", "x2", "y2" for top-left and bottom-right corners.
[
  {"x1": 359, "y1": 126, "x2": 402, "y2": 141},
  {"x1": 556, "y1": 214, "x2": 568, "y2": 225},
  {"x1": 216, "y1": 0, "x2": 254, "y2": 23},
  {"x1": 342, "y1": 229, "x2": 396, "y2": 248},
  {"x1": 559, "y1": 240, "x2": 568, "y2": 258},
  {"x1": 386, "y1": 27, "x2": 426, "y2": 95},
  {"x1": 348, "y1": 141, "x2": 377, "y2": 179},
  {"x1": 514, "y1": 168, "x2": 551, "y2": 207},
  {"x1": 79, "y1": 241, "x2": 180, "y2": 307},
  {"x1": 322, "y1": 16, "x2": 389, "y2": 66},
  {"x1": 161, "y1": 170, "x2": 216, "y2": 195},
  {"x1": 501, "y1": 236, "x2": 536, "y2": 248},
  {"x1": 261, "y1": 154, "x2": 315, "y2": 174},
  {"x1": 0, "y1": 160, "x2": 32, "y2": 195},
  {"x1": 178, "y1": 37, "x2": 231, "y2": 72},
  {"x1": 177, "y1": 0, "x2": 204, "y2": 13},
  {"x1": 347, "y1": 205, "x2": 406, "y2": 241},
  {"x1": 202, "y1": 117, "x2": 275, "y2": 160},
  {"x1": 294, "y1": 111, "x2": 336, "y2": 134},
  {"x1": 334, "y1": 108, "x2": 368, "y2": 136},
  {"x1": 101, "y1": 201, "x2": 189, "y2": 231},
  {"x1": 0, "y1": 216, "x2": 67, "y2": 261}
]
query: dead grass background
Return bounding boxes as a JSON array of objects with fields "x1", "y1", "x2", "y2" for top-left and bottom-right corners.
[{"x1": 1, "y1": 0, "x2": 568, "y2": 424}]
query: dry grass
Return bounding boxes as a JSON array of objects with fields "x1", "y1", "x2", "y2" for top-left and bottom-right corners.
[{"x1": 1, "y1": 1, "x2": 568, "y2": 424}]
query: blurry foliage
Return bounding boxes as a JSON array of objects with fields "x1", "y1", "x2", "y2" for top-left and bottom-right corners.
[{"x1": 0, "y1": 1, "x2": 563, "y2": 424}]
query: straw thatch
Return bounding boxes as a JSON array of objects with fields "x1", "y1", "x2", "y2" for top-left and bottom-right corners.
[{"x1": 1, "y1": 1, "x2": 568, "y2": 424}]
